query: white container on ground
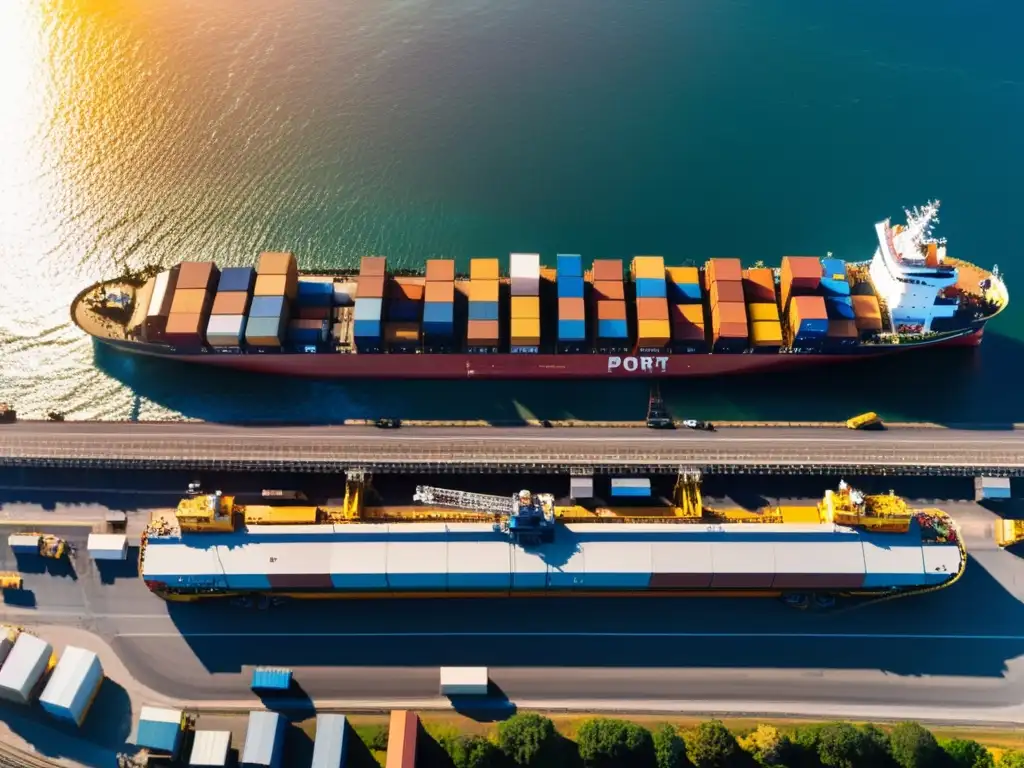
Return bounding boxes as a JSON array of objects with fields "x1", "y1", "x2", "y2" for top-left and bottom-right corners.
[
  {"x1": 440, "y1": 666, "x2": 489, "y2": 696},
  {"x1": 39, "y1": 646, "x2": 104, "y2": 726},
  {"x1": 190, "y1": 730, "x2": 231, "y2": 766},
  {"x1": 87, "y1": 533, "x2": 128, "y2": 561},
  {"x1": 975, "y1": 476, "x2": 1011, "y2": 501},
  {"x1": 8, "y1": 534, "x2": 39, "y2": 554},
  {"x1": 0, "y1": 633, "x2": 53, "y2": 704}
]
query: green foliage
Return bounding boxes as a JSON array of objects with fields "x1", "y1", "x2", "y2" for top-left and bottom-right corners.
[
  {"x1": 444, "y1": 735, "x2": 505, "y2": 768},
  {"x1": 999, "y1": 751, "x2": 1024, "y2": 768},
  {"x1": 575, "y1": 718, "x2": 656, "y2": 768},
  {"x1": 739, "y1": 724, "x2": 792, "y2": 766},
  {"x1": 888, "y1": 722, "x2": 943, "y2": 768},
  {"x1": 817, "y1": 721, "x2": 874, "y2": 768},
  {"x1": 497, "y1": 713, "x2": 561, "y2": 767},
  {"x1": 688, "y1": 720, "x2": 742, "y2": 768},
  {"x1": 943, "y1": 739, "x2": 994, "y2": 768},
  {"x1": 653, "y1": 724, "x2": 688, "y2": 768},
  {"x1": 364, "y1": 725, "x2": 389, "y2": 752},
  {"x1": 858, "y1": 724, "x2": 895, "y2": 767}
]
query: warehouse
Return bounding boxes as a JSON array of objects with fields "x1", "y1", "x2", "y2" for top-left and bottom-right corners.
[
  {"x1": 39, "y1": 646, "x2": 104, "y2": 726},
  {"x1": 311, "y1": 714, "x2": 348, "y2": 768},
  {"x1": 0, "y1": 633, "x2": 53, "y2": 704},
  {"x1": 87, "y1": 533, "x2": 128, "y2": 560},
  {"x1": 133, "y1": 706, "x2": 185, "y2": 757},
  {"x1": 241, "y1": 710, "x2": 284, "y2": 768},
  {"x1": 189, "y1": 730, "x2": 231, "y2": 767}
]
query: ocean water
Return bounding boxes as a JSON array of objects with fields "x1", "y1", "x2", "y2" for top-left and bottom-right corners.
[{"x1": 1, "y1": 0, "x2": 1022, "y2": 424}]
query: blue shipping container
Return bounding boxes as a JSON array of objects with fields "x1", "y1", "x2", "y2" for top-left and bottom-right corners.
[
  {"x1": 217, "y1": 266, "x2": 256, "y2": 294},
  {"x1": 353, "y1": 298, "x2": 384, "y2": 321},
  {"x1": 296, "y1": 280, "x2": 334, "y2": 307},
  {"x1": 423, "y1": 323, "x2": 454, "y2": 338},
  {"x1": 597, "y1": 318, "x2": 628, "y2": 338},
  {"x1": 557, "y1": 275, "x2": 584, "y2": 298},
  {"x1": 556, "y1": 253, "x2": 583, "y2": 278},
  {"x1": 468, "y1": 301, "x2": 499, "y2": 321},
  {"x1": 248, "y1": 295, "x2": 287, "y2": 319},
  {"x1": 820, "y1": 277, "x2": 851, "y2": 297},
  {"x1": 825, "y1": 297, "x2": 855, "y2": 320},
  {"x1": 136, "y1": 716, "x2": 183, "y2": 755},
  {"x1": 635, "y1": 278, "x2": 667, "y2": 299},
  {"x1": 794, "y1": 321, "x2": 828, "y2": 337},
  {"x1": 667, "y1": 282, "x2": 702, "y2": 302},
  {"x1": 821, "y1": 258, "x2": 846, "y2": 281},
  {"x1": 389, "y1": 300, "x2": 421, "y2": 322},
  {"x1": 251, "y1": 668, "x2": 292, "y2": 692},
  {"x1": 353, "y1": 319, "x2": 382, "y2": 338},
  {"x1": 610, "y1": 486, "x2": 651, "y2": 498},
  {"x1": 288, "y1": 328, "x2": 324, "y2": 344},
  {"x1": 557, "y1": 318, "x2": 586, "y2": 341},
  {"x1": 423, "y1": 301, "x2": 454, "y2": 324}
]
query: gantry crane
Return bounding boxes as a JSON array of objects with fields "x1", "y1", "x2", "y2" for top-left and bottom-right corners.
[
  {"x1": 413, "y1": 486, "x2": 556, "y2": 544},
  {"x1": 996, "y1": 519, "x2": 1024, "y2": 548}
]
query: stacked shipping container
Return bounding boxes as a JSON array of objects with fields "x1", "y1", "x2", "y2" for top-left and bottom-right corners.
[
  {"x1": 510, "y1": 253, "x2": 541, "y2": 351},
  {"x1": 206, "y1": 267, "x2": 255, "y2": 350},
  {"x1": 555, "y1": 254, "x2": 585, "y2": 349},
  {"x1": 423, "y1": 259, "x2": 456, "y2": 345},
  {"x1": 853, "y1": 294, "x2": 884, "y2": 333},
  {"x1": 632, "y1": 256, "x2": 670, "y2": 349},
  {"x1": 592, "y1": 259, "x2": 627, "y2": 346},
  {"x1": 144, "y1": 268, "x2": 179, "y2": 341},
  {"x1": 385, "y1": 278, "x2": 423, "y2": 351},
  {"x1": 468, "y1": 258, "x2": 500, "y2": 349},
  {"x1": 743, "y1": 268, "x2": 782, "y2": 351},
  {"x1": 353, "y1": 256, "x2": 386, "y2": 351},
  {"x1": 289, "y1": 276, "x2": 334, "y2": 348},
  {"x1": 706, "y1": 258, "x2": 747, "y2": 352},
  {"x1": 247, "y1": 252, "x2": 297, "y2": 348},
  {"x1": 665, "y1": 267, "x2": 705, "y2": 351},
  {"x1": 820, "y1": 257, "x2": 858, "y2": 345},
  {"x1": 165, "y1": 261, "x2": 219, "y2": 349}
]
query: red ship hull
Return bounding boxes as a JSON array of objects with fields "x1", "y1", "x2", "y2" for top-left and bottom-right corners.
[{"x1": 102, "y1": 326, "x2": 983, "y2": 379}]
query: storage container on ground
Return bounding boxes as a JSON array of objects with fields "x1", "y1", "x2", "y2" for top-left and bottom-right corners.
[
  {"x1": 241, "y1": 710, "x2": 285, "y2": 768},
  {"x1": 0, "y1": 633, "x2": 52, "y2": 704},
  {"x1": 251, "y1": 667, "x2": 292, "y2": 691},
  {"x1": 8, "y1": 534, "x2": 39, "y2": 554},
  {"x1": 190, "y1": 730, "x2": 231, "y2": 767},
  {"x1": 975, "y1": 477, "x2": 1011, "y2": 501},
  {"x1": 133, "y1": 706, "x2": 184, "y2": 756},
  {"x1": 39, "y1": 646, "x2": 104, "y2": 726},
  {"x1": 311, "y1": 714, "x2": 348, "y2": 768},
  {"x1": 440, "y1": 667, "x2": 489, "y2": 696},
  {"x1": 87, "y1": 533, "x2": 127, "y2": 561},
  {"x1": 610, "y1": 478, "x2": 652, "y2": 498}
]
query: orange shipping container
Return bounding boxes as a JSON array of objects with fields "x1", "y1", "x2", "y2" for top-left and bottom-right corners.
[
  {"x1": 714, "y1": 321, "x2": 749, "y2": 340},
  {"x1": 711, "y1": 301, "x2": 747, "y2": 328},
  {"x1": 424, "y1": 281, "x2": 454, "y2": 303},
  {"x1": 255, "y1": 272, "x2": 298, "y2": 300},
  {"x1": 851, "y1": 294, "x2": 882, "y2": 319},
  {"x1": 781, "y1": 256, "x2": 821, "y2": 290},
  {"x1": 750, "y1": 320, "x2": 783, "y2": 346},
  {"x1": 592, "y1": 259, "x2": 623, "y2": 282},
  {"x1": 386, "y1": 710, "x2": 419, "y2": 768},
  {"x1": 592, "y1": 281, "x2": 624, "y2": 301},
  {"x1": 828, "y1": 319, "x2": 859, "y2": 338},
  {"x1": 176, "y1": 262, "x2": 220, "y2": 292},
  {"x1": 359, "y1": 256, "x2": 386, "y2": 277},
  {"x1": 557, "y1": 297, "x2": 585, "y2": 321},
  {"x1": 706, "y1": 258, "x2": 743, "y2": 284},
  {"x1": 632, "y1": 255, "x2": 665, "y2": 280},
  {"x1": 469, "y1": 280, "x2": 499, "y2": 303},
  {"x1": 596, "y1": 300, "x2": 626, "y2": 320},
  {"x1": 636, "y1": 297, "x2": 669, "y2": 321},
  {"x1": 742, "y1": 268, "x2": 777, "y2": 303},
  {"x1": 710, "y1": 280, "x2": 744, "y2": 308},
  {"x1": 425, "y1": 259, "x2": 455, "y2": 282},
  {"x1": 211, "y1": 292, "x2": 248, "y2": 316},
  {"x1": 670, "y1": 304, "x2": 705, "y2": 342},
  {"x1": 512, "y1": 296, "x2": 541, "y2": 319},
  {"x1": 666, "y1": 266, "x2": 700, "y2": 285},
  {"x1": 670, "y1": 303, "x2": 705, "y2": 324},
  {"x1": 511, "y1": 318, "x2": 541, "y2": 345},
  {"x1": 467, "y1": 320, "x2": 499, "y2": 342},
  {"x1": 637, "y1": 319, "x2": 670, "y2": 346},
  {"x1": 170, "y1": 288, "x2": 211, "y2": 316},
  {"x1": 258, "y1": 251, "x2": 298, "y2": 276},
  {"x1": 747, "y1": 302, "x2": 780, "y2": 323},
  {"x1": 385, "y1": 322, "x2": 420, "y2": 343},
  {"x1": 855, "y1": 314, "x2": 883, "y2": 332},
  {"x1": 788, "y1": 295, "x2": 828, "y2": 322},
  {"x1": 355, "y1": 274, "x2": 386, "y2": 299},
  {"x1": 388, "y1": 281, "x2": 425, "y2": 302},
  {"x1": 164, "y1": 313, "x2": 205, "y2": 341},
  {"x1": 470, "y1": 258, "x2": 500, "y2": 281}
]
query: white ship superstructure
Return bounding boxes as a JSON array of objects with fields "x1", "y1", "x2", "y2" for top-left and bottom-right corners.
[{"x1": 868, "y1": 201, "x2": 959, "y2": 333}]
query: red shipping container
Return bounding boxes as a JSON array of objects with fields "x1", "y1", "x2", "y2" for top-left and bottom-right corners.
[
  {"x1": 360, "y1": 256, "x2": 386, "y2": 276},
  {"x1": 387, "y1": 280, "x2": 425, "y2": 301},
  {"x1": 467, "y1": 320, "x2": 499, "y2": 342},
  {"x1": 425, "y1": 259, "x2": 455, "y2": 282},
  {"x1": 592, "y1": 260, "x2": 623, "y2": 282},
  {"x1": 636, "y1": 297, "x2": 669, "y2": 321},
  {"x1": 709, "y1": 280, "x2": 744, "y2": 308},
  {"x1": 296, "y1": 306, "x2": 331, "y2": 320},
  {"x1": 592, "y1": 281, "x2": 625, "y2": 301},
  {"x1": 781, "y1": 256, "x2": 822, "y2": 290},
  {"x1": 712, "y1": 301, "x2": 747, "y2": 330},
  {"x1": 558, "y1": 297, "x2": 585, "y2": 320},
  {"x1": 705, "y1": 258, "x2": 743, "y2": 284},
  {"x1": 714, "y1": 321, "x2": 749, "y2": 340},
  {"x1": 356, "y1": 274, "x2": 386, "y2": 299},
  {"x1": 596, "y1": 300, "x2": 627, "y2": 320},
  {"x1": 176, "y1": 261, "x2": 220, "y2": 292},
  {"x1": 424, "y1": 281, "x2": 455, "y2": 303}
]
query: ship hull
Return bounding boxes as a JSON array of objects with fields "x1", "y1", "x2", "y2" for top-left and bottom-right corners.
[{"x1": 97, "y1": 324, "x2": 984, "y2": 379}]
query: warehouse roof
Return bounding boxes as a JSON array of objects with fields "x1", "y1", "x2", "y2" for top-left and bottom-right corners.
[
  {"x1": 189, "y1": 730, "x2": 230, "y2": 766},
  {"x1": 134, "y1": 706, "x2": 183, "y2": 753},
  {"x1": 241, "y1": 710, "x2": 283, "y2": 766},
  {"x1": 0, "y1": 633, "x2": 52, "y2": 696},
  {"x1": 311, "y1": 714, "x2": 348, "y2": 768}
]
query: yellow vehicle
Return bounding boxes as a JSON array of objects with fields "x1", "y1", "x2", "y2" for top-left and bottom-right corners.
[
  {"x1": 39, "y1": 535, "x2": 67, "y2": 559},
  {"x1": 846, "y1": 411, "x2": 883, "y2": 430},
  {"x1": 0, "y1": 573, "x2": 23, "y2": 590}
]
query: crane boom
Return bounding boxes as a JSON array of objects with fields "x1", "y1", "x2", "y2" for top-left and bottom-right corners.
[{"x1": 413, "y1": 486, "x2": 515, "y2": 516}]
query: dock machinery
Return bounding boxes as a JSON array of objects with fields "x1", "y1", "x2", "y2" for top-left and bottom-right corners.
[{"x1": 413, "y1": 487, "x2": 556, "y2": 544}]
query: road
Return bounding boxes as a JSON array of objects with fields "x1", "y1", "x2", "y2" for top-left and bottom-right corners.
[
  {"x1": 3, "y1": 485, "x2": 1024, "y2": 723},
  {"x1": 3, "y1": 422, "x2": 1024, "y2": 473}
]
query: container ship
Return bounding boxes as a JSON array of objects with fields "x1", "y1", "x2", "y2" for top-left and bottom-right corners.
[
  {"x1": 140, "y1": 476, "x2": 964, "y2": 604},
  {"x1": 73, "y1": 201, "x2": 1008, "y2": 379}
]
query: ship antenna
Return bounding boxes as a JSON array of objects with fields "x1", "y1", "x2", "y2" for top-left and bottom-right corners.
[{"x1": 903, "y1": 200, "x2": 942, "y2": 249}]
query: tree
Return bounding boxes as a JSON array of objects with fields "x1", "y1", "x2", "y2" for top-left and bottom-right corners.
[
  {"x1": 943, "y1": 739, "x2": 994, "y2": 768},
  {"x1": 817, "y1": 721, "x2": 871, "y2": 768},
  {"x1": 888, "y1": 722, "x2": 943, "y2": 768},
  {"x1": 653, "y1": 724, "x2": 687, "y2": 768},
  {"x1": 689, "y1": 720, "x2": 742, "y2": 768},
  {"x1": 497, "y1": 713, "x2": 561, "y2": 767},
  {"x1": 444, "y1": 735, "x2": 505, "y2": 768},
  {"x1": 999, "y1": 751, "x2": 1024, "y2": 768},
  {"x1": 575, "y1": 718, "x2": 656, "y2": 768},
  {"x1": 739, "y1": 724, "x2": 792, "y2": 766},
  {"x1": 859, "y1": 724, "x2": 895, "y2": 768}
]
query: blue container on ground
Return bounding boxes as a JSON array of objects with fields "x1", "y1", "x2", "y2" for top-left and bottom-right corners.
[
  {"x1": 820, "y1": 277, "x2": 851, "y2": 297},
  {"x1": 668, "y1": 281, "x2": 702, "y2": 302},
  {"x1": 468, "y1": 301, "x2": 499, "y2": 321},
  {"x1": 825, "y1": 297, "x2": 855, "y2": 320},
  {"x1": 610, "y1": 478, "x2": 651, "y2": 497},
  {"x1": 251, "y1": 667, "x2": 292, "y2": 692},
  {"x1": 557, "y1": 254, "x2": 583, "y2": 278},
  {"x1": 597, "y1": 318, "x2": 628, "y2": 338},
  {"x1": 248, "y1": 295, "x2": 287, "y2": 319},
  {"x1": 217, "y1": 266, "x2": 256, "y2": 294},
  {"x1": 635, "y1": 278, "x2": 667, "y2": 299},
  {"x1": 557, "y1": 275, "x2": 584, "y2": 298},
  {"x1": 557, "y1": 318, "x2": 586, "y2": 341},
  {"x1": 821, "y1": 258, "x2": 846, "y2": 281},
  {"x1": 296, "y1": 280, "x2": 334, "y2": 307}
]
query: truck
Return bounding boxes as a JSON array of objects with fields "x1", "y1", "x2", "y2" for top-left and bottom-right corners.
[
  {"x1": 8, "y1": 534, "x2": 67, "y2": 559},
  {"x1": 846, "y1": 412, "x2": 883, "y2": 430},
  {"x1": 439, "y1": 667, "x2": 489, "y2": 696}
]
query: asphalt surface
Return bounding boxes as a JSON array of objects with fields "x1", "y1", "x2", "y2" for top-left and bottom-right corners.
[
  {"x1": 3, "y1": 483, "x2": 1024, "y2": 722},
  {"x1": 3, "y1": 422, "x2": 1024, "y2": 471}
]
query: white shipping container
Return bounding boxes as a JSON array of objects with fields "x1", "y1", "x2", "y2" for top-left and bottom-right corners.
[
  {"x1": 0, "y1": 633, "x2": 53, "y2": 704},
  {"x1": 509, "y1": 253, "x2": 541, "y2": 278},
  {"x1": 39, "y1": 646, "x2": 104, "y2": 726},
  {"x1": 87, "y1": 533, "x2": 128, "y2": 561},
  {"x1": 569, "y1": 477, "x2": 594, "y2": 499},
  {"x1": 206, "y1": 314, "x2": 246, "y2": 347},
  {"x1": 189, "y1": 730, "x2": 231, "y2": 766},
  {"x1": 975, "y1": 476, "x2": 1011, "y2": 500},
  {"x1": 147, "y1": 270, "x2": 173, "y2": 318},
  {"x1": 8, "y1": 534, "x2": 39, "y2": 554},
  {"x1": 440, "y1": 666, "x2": 489, "y2": 696},
  {"x1": 610, "y1": 478, "x2": 652, "y2": 490}
]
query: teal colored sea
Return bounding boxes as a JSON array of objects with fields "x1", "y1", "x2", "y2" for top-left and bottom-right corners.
[{"x1": 1, "y1": 0, "x2": 1022, "y2": 424}]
